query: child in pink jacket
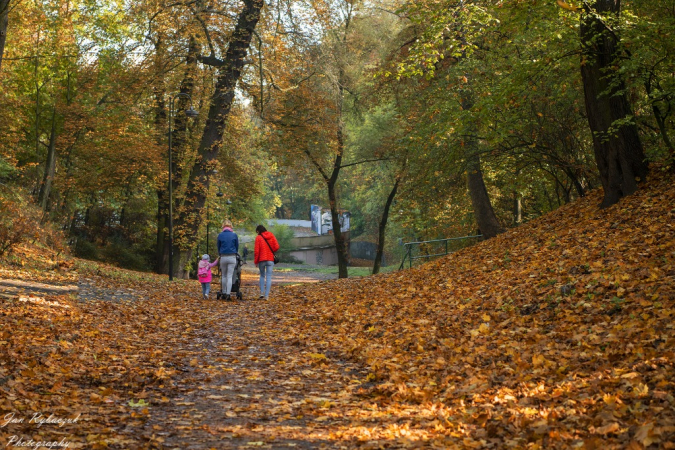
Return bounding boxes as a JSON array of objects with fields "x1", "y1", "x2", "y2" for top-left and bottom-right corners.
[{"x1": 197, "y1": 254, "x2": 220, "y2": 299}]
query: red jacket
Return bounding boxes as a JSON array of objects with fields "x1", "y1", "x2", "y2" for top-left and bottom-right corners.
[{"x1": 254, "y1": 231, "x2": 280, "y2": 264}]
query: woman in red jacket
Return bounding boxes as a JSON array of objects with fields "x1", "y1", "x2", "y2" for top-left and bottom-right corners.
[{"x1": 254, "y1": 225, "x2": 279, "y2": 299}]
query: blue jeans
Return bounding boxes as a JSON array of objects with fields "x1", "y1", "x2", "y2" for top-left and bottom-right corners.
[
  {"x1": 201, "y1": 282, "x2": 211, "y2": 297},
  {"x1": 258, "y1": 261, "x2": 274, "y2": 298}
]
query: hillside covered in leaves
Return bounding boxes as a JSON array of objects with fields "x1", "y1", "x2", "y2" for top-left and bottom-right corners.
[
  {"x1": 0, "y1": 172, "x2": 674, "y2": 449},
  {"x1": 277, "y1": 172, "x2": 675, "y2": 448}
]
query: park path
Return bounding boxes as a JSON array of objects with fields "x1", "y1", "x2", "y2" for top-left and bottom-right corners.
[
  {"x1": 2, "y1": 264, "x2": 428, "y2": 449},
  {"x1": 0, "y1": 263, "x2": 330, "y2": 303},
  {"x1": 241, "y1": 263, "x2": 337, "y2": 288},
  {"x1": 133, "y1": 297, "x2": 371, "y2": 449}
]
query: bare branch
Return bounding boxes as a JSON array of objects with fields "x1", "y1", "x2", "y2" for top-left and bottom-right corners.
[
  {"x1": 266, "y1": 67, "x2": 316, "y2": 92},
  {"x1": 191, "y1": 6, "x2": 217, "y2": 59},
  {"x1": 304, "y1": 149, "x2": 330, "y2": 182},
  {"x1": 339, "y1": 157, "x2": 391, "y2": 169}
]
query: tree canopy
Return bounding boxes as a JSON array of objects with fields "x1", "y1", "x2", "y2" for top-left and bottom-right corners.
[{"x1": 0, "y1": 0, "x2": 673, "y2": 275}]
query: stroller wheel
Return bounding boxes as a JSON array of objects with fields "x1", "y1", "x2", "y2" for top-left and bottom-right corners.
[
  {"x1": 216, "y1": 293, "x2": 221, "y2": 300},
  {"x1": 237, "y1": 292, "x2": 243, "y2": 300}
]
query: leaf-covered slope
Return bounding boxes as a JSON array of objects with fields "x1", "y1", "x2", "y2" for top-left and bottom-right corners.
[{"x1": 277, "y1": 173, "x2": 675, "y2": 448}]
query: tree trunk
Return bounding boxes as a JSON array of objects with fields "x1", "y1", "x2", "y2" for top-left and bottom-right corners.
[
  {"x1": 373, "y1": 177, "x2": 399, "y2": 275},
  {"x1": 512, "y1": 191, "x2": 521, "y2": 226},
  {"x1": 155, "y1": 189, "x2": 169, "y2": 274},
  {"x1": 0, "y1": 0, "x2": 9, "y2": 71},
  {"x1": 652, "y1": 103, "x2": 675, "y2": 159},
  {"x1": 643, "y1": 75, "x2": 674, "y2": 159},
  {"x1": 331, "y1": 63, "x2": 350, "y2": 279},
  {"x1": 168, "y1": 37, "x2": 199, "y2": 278},
  {"x1": 172, "y1": 0, "x2": 264, "y2": 279},
  {"x1": 152, "y1": 35, "x2": 169, "y2": 274},
  {"x1": 33, "y1": 40, "x2": 41, "y2": 197},
  {"x1": 580, "y1": 0, "x2": 648, "y2": 208},
  {"x1": 458, "y1": 74, "x2": 504, "y2": 239},
  {"x1": 466, "y1": 152, "x2": 504, "y2": 238},
  {"x1": 38, "y1": 108, "x2": 57, "y2": 214},
  {"x1": 565, "y1": 168, "x2": 586, "y2": 198},
  {"x1": 328, "y1": 172, "x2": 349, "y2": 278}
]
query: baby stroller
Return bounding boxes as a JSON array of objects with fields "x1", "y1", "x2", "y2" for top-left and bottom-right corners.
[{"x1": 216, "y1": 253, "x2": 244, "y2": 300}]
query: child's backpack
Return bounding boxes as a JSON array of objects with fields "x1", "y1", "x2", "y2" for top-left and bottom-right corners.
[{"x1": 197, "y1": 264, "x2": 209, "y2": 279}]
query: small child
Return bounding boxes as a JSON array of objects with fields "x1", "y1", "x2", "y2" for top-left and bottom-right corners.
[{"x1": 197, "y1": 254, "x2": 219, "y2": 299}]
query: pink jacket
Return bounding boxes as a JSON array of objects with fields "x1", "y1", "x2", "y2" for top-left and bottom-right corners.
[{"x1": 197, "y1": 259, "x2": 219, "y2": 283}]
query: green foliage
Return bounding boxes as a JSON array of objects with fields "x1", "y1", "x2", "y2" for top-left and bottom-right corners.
[
  {"x1": 2, "y1": 0, "x2": 674, "y2": 274},
  {"x1": 74, "y1": 239, "x2": 100, "y2": 260},
  {"x1": 102, "y1": 240, "x2": 153, "y2": 272},
  {"x1": 0, "y1": 156, "x2": 16, "y2": 180},
  {"x1": 268, "y1": 224, "x2": 295, "y2": 254}
]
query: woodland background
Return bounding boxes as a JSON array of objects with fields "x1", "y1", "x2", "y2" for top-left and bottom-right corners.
[{"x1": 0, "y1": 0, "x2": 674, "y2": 276}]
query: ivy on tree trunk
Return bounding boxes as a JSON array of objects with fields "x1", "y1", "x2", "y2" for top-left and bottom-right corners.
[{"x1": 579, "y1": 0, "x2": 648, "y2": 208}]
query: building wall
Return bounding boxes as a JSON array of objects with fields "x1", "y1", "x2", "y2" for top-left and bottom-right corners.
[
  {"x1": 350, "y1": 241, "x2": 385, "y2": 265},
  {"x1": 268, "y1": 219, "x2": 312, "y2": 228},
  {"x1": 289, "y1": 234, "x2": 336, "y2": 249},
  {"x1": 290, "y1": 247, "x2": 339, "y2": 265}
]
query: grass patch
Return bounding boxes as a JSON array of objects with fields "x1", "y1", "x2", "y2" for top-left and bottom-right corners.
[
  {"x1": 75, "y1": 259, "x2": 177, "y2": 285},
  {"x1": 282, "y1": 264, "x2": 397, "y2": 277}
]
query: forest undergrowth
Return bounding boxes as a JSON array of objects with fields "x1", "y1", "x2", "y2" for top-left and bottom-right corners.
[{"x1": 0, "y1": 172, "x2": 673, "y2": 449}]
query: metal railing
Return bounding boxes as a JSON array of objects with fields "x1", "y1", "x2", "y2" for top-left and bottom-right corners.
[{"x1": 399, "y1": 235, "x2": 483, "y2": 270}]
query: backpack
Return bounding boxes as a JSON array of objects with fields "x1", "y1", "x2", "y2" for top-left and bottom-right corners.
[{"x1": 197, "y1": 265, "x2": 209, "y2": 278}]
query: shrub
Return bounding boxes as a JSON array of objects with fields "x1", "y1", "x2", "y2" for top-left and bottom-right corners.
[
  {"x1": 74, "y1": 239, "x2": 100, "y2": 260},
  {"x1": 268, "y1": 224, "x2": 294, "y2": 253},
  {"x1": 102, "y1": 240, "x2": 152, "y2": 272},
  {"x1": 0, "y1": 189, "x2": 41, "y2": 257}
]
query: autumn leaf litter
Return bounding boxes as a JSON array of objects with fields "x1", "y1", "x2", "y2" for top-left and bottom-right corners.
[
  {"x1": 277, "y1": 173, "x2": 675, "y2": 449},
  {"x1": 0, "y1": 173, "x2": 673, "y2": 449}
]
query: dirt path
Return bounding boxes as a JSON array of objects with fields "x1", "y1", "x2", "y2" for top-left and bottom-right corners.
[
  {"x1": 0, "y1": 278, "x2": 78, "y2": 299},
  {"x1": 2, "y1": 268, "x2": 429, "y2": 449},
  {"x1": 134, "y1": 298, "x2": 370, "y2": 449},
  {"x1": 0, "y1": 264, "x2": 331, "y2": 303},
  {"x1": 240, "y1": 264, "x2": 336, "y2": 289}
]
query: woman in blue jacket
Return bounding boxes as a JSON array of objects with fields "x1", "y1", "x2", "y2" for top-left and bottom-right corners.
[{"x1": 216, "y1": 219, "x2": 239, "y2": 300}]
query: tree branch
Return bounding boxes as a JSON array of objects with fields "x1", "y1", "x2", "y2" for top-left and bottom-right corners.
[
  {"x1": 304, "y1": 149, "x2": 330, "y2": 182},
  {"x1": 191, "y1": 6, "x2": 221, "y2": 65},
  {"x1": 339, "y1": 157, "x2": 390, "y2": 169}
]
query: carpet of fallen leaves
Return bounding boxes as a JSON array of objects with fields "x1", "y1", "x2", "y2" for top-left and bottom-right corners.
[
  {"x1": 277, "y1": 172, "x2": 675, "y2": 449},
  {"x1": 0, "y1": 172, "x2": 673, "y2": 449}
]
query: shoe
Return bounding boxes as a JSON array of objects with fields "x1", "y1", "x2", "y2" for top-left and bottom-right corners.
[
  {"x1": 225, "y1": 294, "x2": 231, "y2": 301},
  {"x1": 258, "y1": 295, "x2": 264, "y2": 299}
]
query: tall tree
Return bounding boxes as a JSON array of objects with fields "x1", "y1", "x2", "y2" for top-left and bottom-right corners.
[
  {"x1": 579, "y1": 0, "x2": 649, "y2": 207},
  {"x1": 171, "y1": 0, "x2": 264, "y2": 278},
  {"x1": 392, "y1": 1, "x2": 505, "y2": 238},
  {"x1": 0, "y1": 0, "x2": 10, "y2": 70}
]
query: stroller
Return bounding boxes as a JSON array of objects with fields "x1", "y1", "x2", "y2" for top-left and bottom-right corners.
[{"x1": 216, "y1": 253, "x2": 244, "y2": 300}]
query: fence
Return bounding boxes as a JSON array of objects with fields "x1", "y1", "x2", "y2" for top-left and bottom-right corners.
[{"x1": 398, "y1": 235, "x2": 483, "y2": 270}]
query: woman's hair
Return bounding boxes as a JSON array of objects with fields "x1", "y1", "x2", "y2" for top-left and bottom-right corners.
[
  {"x1": 256, "y1": 225, "x2": 267, "y2": 234},
  {"x1": 222, "y1": 219, "x2": 233, "y2": 228}
]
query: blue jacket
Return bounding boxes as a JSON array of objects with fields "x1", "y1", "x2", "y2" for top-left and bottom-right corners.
[{"x1": 217, "y1": 229, "x2": 239, "y2": 255}]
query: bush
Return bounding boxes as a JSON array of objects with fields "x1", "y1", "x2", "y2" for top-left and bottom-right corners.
[
  {"x1": 74, "y1": 239, "x2": 100, "y2": 260},
  {"x1": 0, "y1": 156, "x2": 17, "y2": 181},
  {"x1": 102, "y1": 241, "x2": 152, "y2": 272},
  {"x1": 268, "y1": 224, "x2": 294, "y2": 253},
  {"x1": 278, "y1": 253, "x2": 302, "y2": 264},
  {"x1": 0, "y1": 189, "x2": 41, "y2": 257}
]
